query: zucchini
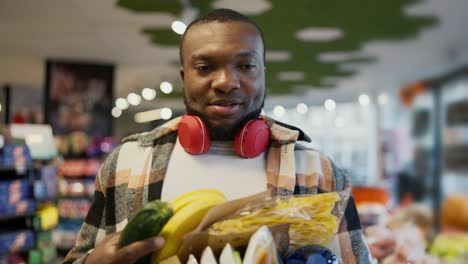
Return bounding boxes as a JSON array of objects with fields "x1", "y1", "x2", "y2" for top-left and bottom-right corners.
[{"x1": 118, "y1": 200, "x2": 173, "y2": 264}]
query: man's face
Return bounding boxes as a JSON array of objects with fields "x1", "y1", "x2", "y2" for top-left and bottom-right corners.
[{"x1": 180, "y1": 21, "x2": 265, "y2": 139}]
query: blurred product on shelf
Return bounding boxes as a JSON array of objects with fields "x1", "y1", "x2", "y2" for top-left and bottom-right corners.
[
  {"x1": 58, "y1": 199, "x2": 91, "y2": 219},
  {"x1": 353, "y1": 186, "x2": 390, "y2": 207},
  {"x1": 0, "y1": 145, "x2": 33, "y2": 174},
  {"x1": 58, "y1": 159, "x2": 100, "y2": 177},
  {"x1": 0, "y1": 180, "x2": 36, "y2": 216},
  {"x1": 34, "y1": 165, "x2": 57, "y2": 201},
  {"x1": 441, "y1": 194, "x2": 468, "y2": 232},
  {"x1": 52, "y1": 220, "x2": 82, "y2": 250},
  {"x1": 35, "y1": 204, "x2": 59, "y2": 231},
  {"x1": 429, "y1": 233, "x2": 468, "y2": 262},
  {"x1": 0, "y1": 230, "x2": 35, "y2": 254},
  {"x1": 55, "y1": 132, "x2": 116, "y2": 158},
  {"x1": 58, "y1": 178, "x2": 94, "y2": 197}
]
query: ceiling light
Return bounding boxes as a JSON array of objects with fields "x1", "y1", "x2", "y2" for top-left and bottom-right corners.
[
  {"x1": 142, "y1": 88, "x2": 157, "y2": 101},
  {"x1": 318, "y1": 52, "x2": 360, "y2": 62},
  {"x1": 296, "y1": 103, "x2": 308, "y2": 114},
  {"x1": 335, "y1": 116, "x2": 345, "y2": 128},
  {"x1": 171, "y1": 21, "x2": 186, "y2": 35},
  {"x1": 160, "y1": 81, "x2": 173, "y2": 94},
  {"x1": 134, "y1": 108, "x2": 172, "y2": 123},
  {"x1": 111, "y1": 107, "x2": 122, "y2": 118},
  {"x1": 266, "y1": 51, "x2": 291, "y2": 62},
  {"x1": 324, "y1": 99, "x2": 336, "y2": 111},
  {"x1": 359, "y1": 94, "x2": 370, "y2": 107},
  {"x1": 377, "y1": 93, "x2": 389, "y2": 105},
  {"x1": 277, "y1": 71, "x2": 305, "y2": 82},
  {"x1": 160, "y1": 108, "x2": 172, "y2": 120},
  {"x1": 273, "y1": 105, "x2": 285, "y2": 117},
  {"x1": 127, "y1": 93, "x2": 142, "y2": 106},
  {"x1": 0, "y1": 103, "x2": 2, "y2": 112},
  {"x1": 296, "y1": 27, "x2": 343, "y2": 42},
  {"x1": 115, "y1": 98, "x2": 129, "y2": 110}
]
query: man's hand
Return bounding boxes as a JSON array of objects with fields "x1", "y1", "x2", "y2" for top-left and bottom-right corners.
[{"x1": 84, "y1": 231, "x2": 165, "y2": 264}]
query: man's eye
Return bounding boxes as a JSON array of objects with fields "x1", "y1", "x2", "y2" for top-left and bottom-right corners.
[
  {"x1": 196, "y1": 65, "x2": 212, "y2": 71},
  {"x1": 240, "y1": 64, "x2": 256, "y2": 70}
]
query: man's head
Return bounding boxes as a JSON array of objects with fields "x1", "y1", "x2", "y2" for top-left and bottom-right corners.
[{"x1": 179, "y1": 8, "x2": 266, "y2": 140}]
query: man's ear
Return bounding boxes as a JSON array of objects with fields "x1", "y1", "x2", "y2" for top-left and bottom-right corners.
[{"x1": 180, "y1": 67, "x2": 185, "y2": 81}]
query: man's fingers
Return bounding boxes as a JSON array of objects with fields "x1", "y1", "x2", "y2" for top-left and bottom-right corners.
[{"x1": 113, "y1": 237, "x2": 165, "y2": 264}]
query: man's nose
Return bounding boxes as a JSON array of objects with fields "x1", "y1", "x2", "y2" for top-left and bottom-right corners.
[{"x1": 212, "y1": 67, "x2": 240, "y2": 92}]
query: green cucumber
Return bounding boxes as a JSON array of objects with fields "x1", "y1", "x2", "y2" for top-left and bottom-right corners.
[{"x1": 118, "y1": 200, "x2": 173, "y2": 264}]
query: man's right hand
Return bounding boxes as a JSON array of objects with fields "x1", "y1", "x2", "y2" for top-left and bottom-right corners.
[{"x1": 84, "y1": 231, "x2": 165, "y2": 264}]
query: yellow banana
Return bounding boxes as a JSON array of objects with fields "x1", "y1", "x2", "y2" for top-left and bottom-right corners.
[
  {"x1": 153, "y1": 194, "x2": 226, "y2": 262},
  {"x1": 171, "y1": 190, "x2": 226, "y2": 214},
  {"x1": 170, "y1": 188, "x2": 225, "y2": 213}
]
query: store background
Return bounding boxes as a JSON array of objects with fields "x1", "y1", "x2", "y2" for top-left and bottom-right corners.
[{"x1": 0, "y1": 0, "x2": 467, "y2": 263}]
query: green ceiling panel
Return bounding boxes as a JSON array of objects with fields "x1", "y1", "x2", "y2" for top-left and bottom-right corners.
[{"x1": 116, "y1": 0, "x2": 438, "y2": 95}]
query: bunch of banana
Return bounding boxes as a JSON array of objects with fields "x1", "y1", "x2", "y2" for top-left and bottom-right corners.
[
  {"x1": 152, "y1": 189, "x2": 227, "y2": 263},
  {"x1": 208, "y1": 192, "x2": 341, "y2": 247}
]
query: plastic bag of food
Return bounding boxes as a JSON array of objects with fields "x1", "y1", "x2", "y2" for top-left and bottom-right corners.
[
  {"x1": 178, "y1": 190, "x2": 349, "y2": 262},
  {"x1": 207, "y1": 191, "x2": 349, "y2": 250}
]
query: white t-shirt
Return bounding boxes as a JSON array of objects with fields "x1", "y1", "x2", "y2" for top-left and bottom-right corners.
[{"x1": 161, "y1": 138, "x2": 267, "y2": 202}]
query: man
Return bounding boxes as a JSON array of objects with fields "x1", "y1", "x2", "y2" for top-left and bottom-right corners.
[{"x1": 65, "y1": 8, "x2": 374, "y2": 264}]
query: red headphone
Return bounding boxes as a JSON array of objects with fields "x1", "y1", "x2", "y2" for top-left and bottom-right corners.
[{"x1": 178, "y1": 114, "x2": 270, "y2": 158}]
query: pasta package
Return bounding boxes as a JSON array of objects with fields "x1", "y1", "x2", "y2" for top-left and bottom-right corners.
[{"x1": 208, "y1": 192, "x2": 345, "y2": 248}]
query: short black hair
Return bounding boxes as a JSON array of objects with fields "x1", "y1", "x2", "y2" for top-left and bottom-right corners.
[{"x1": 179, "y1": 8, "x2": 265, "y2": 65}]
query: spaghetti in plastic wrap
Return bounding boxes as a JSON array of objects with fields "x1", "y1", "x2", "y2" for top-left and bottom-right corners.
[{"x1": 207, "y1": 191, "x2": 348, "y2": 249}]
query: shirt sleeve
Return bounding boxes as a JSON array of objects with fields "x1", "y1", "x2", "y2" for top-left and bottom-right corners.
[{"x1": 329, "y1": 159, "x2": 377, "y2": 264}]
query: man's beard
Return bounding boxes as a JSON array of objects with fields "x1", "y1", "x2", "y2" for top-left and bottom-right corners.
[{"x1": 184, "y1": 101, "x2": 263, "y2": 141}]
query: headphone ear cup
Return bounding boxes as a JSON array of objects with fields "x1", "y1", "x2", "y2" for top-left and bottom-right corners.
[
  {"x1": 234, "y1": 118, "x2": 270, "y2": 158},
  {"x1": 178, "y1": 114, "x2": 211, "y2": 155}
]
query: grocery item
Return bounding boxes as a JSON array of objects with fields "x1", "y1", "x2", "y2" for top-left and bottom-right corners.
[
  {"x1": 219, "y1": 244, "x2": 240, "y2": 264},
  {"x1": 187, "y1": 254, "x2": 199, "y2": 264},
  {"x1": 200, "y1": 247, "x2": 218, "y2": 264},
  {"x1": 171, "y1": 189, "x2": 226, "y2": 213},
  {"x1": 153, "y1": 189, "x2": 227, "y2": 262},
  {"x1": 118, "y1": 200, "x2": 173, "y2": 264},
  {"x1": 243, "y1": 226, "x2": 279, "y2": 264},
  {"x1": 286, "y1": 245, "x2": 339, "y2": 264},
  {"x1": 208, "y1": 192, "x2": 342, "y2": 248},
  {"x1": 429, "y1": 233, "x2": 468, "y2": 262}
]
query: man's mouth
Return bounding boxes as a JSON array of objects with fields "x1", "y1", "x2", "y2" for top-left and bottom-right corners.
[{"x1": 208, "y1": 100, "x2": 243, "y2": 115}]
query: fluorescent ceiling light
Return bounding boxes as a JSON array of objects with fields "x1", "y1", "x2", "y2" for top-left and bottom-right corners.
[
  {"x1": 142, "y1": 88, "x2": 157, "y2": 101},
  {"x1": 127, "y1": 93, "x2": 142, "y2": 106},
  {"x1": 273, "y1": 105, "x2": 285, "y2": 117},
  {"x1": 296, "y1": 27, "x2": 343, "y2": 42},
  {"x1": 277, "y1": 71, "x2": 305, "y2": 81},
  {"x1": 359, "y1": 94, "x2": 370, "y2": 106},
  {"x1": 171, "y1": 21, "x2": 186, "y2": 35},
  {"x1": 266, "y1": 50, "x2": 291, "y2": 62},
  {"x1": 324, "y1": 99, "x2": 336, "y2": 111},
  {"x1": 134, "y1": 108, "x2": 173, "y2": 123},
  {"x1": 296, "y1": 103, "x2": 308, "y2": 114},
  {"x1": 378, "y1": 93, "x2": 389, "y2": 105},
  {"x1": 160, "y1": 81, "x2": 173, "y2": 94},
  {"x1": 112, "y1": 107, "x2": 122, "y2": 118},
  {"x1": 115, "y1": 98, "x2": 129, "y2": 110},
  {"x1": 318, "y1": 52, "x2": 361, "y2": 62}
]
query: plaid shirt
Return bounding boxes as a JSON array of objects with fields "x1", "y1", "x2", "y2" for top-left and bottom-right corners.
[{"x1": 64, "y1": 116, "x2": 374, "y2": 264}]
